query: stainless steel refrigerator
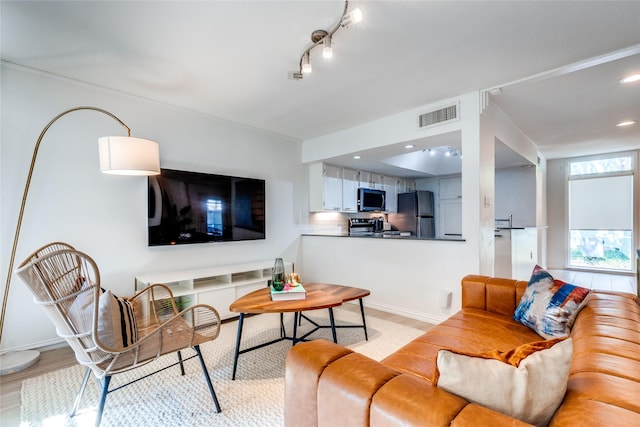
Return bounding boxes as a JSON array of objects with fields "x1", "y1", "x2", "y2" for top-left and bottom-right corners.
[{"x1": 395, "y1": 191, "x2": 435, "y2": 237}]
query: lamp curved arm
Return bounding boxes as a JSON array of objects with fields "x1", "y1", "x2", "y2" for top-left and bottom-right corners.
[{"x1": 0, "y1": 106, "x2": 131, "y2": 344}]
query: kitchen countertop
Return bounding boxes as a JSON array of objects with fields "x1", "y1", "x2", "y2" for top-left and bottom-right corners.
[{"x1": 302, "y1": 232, "x2": 465, "y2": 242}]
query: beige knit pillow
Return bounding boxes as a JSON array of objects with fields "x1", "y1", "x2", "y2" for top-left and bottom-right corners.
[{"x1": 436, "y1": 338, "x2": 572, "y2": 426}]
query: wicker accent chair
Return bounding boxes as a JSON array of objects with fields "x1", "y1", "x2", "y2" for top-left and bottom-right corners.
[{"x1": 16, "y1": 242, "x2": 222, "y2": 426}]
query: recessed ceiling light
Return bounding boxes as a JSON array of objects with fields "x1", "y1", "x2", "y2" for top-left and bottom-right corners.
[
  {"x1": 404, "y1": 144, "x2": 415, "y2": 149},
  {"x1": 616, "y1": 120, "x2": 636, "y2": 127},
  {"x1": 620, "y1": 74, "x2": 640, "y2": 84},
  {"x1": 353, "y1": 155, "x2": 361, "y2": 159}
]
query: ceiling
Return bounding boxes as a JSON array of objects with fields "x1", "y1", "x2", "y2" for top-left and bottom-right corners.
[{"x1": 2, "y1": 1, "x2": 639, "y2": 176}]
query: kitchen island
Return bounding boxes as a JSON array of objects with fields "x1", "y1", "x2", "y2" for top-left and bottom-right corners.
[{"x1": 299, "y1": 233, "x2": 471, "y2": 326}]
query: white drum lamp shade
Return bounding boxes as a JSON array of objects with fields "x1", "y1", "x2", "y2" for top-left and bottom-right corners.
[{"x1": 99, "y1": 136, "x2": 160, "y2": 176}]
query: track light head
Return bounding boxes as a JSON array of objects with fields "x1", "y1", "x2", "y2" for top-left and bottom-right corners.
[
  {"x1": 323, "y1": 35, "x2": 333, "y2": 59},
  {"x1": 341, "y1": 8, "x2": 363, "y2": 27},
  {"x1": 301, "y1": 52, "x2": 312, "y2": 74}
]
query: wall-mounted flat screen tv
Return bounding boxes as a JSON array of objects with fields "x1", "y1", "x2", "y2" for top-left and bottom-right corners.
[{"x1": 148, "y1": 168, "x2": 266, "y2": 246}]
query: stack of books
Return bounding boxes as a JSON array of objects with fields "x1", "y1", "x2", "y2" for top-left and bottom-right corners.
[{"x1": 270, "y1": 282, "x2": 306, "y2": 301}]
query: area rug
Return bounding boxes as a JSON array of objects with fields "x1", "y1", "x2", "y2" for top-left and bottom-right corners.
[{"x1": 21, "y1": 308, "x2": 427, "y2": 426}]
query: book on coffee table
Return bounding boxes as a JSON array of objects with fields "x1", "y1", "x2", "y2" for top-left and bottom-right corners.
[{"x1": 270, "y1": 283, "x2": 307, "y2": 301}]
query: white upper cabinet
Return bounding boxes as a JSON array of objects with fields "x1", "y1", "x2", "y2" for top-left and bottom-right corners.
[
  {"x1": 359, "y1": 171, "x2": 383, "y2": 189},
  {"x1": 342, "y1": 168, "x2": 359, "y2": 212},
  {"x1": 309, "y1": 162, "x2": 342, "y2": 211},
  {"x1": 398, "y1": 179, "x2": 416, "y2": 193},
  {"x1": 310, "y1": 162, "x2": 406, "y2": 213},
  {"x1": 322, "y1": 164, "x2": 343, "y2": 211}
]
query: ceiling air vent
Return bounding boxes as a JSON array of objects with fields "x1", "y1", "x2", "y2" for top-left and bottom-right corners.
[{"x1": 418, "y1": 103, "x2": 458, "y2": 129}]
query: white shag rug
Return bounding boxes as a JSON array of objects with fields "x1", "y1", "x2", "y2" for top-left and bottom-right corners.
[{"x1": 21, "y1": 308, "x2": 426, "y2": 427}]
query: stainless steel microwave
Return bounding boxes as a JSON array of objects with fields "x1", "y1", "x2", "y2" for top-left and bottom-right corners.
[{"x1": 357, "y1": 188, "x2": 386, "y2": 212}]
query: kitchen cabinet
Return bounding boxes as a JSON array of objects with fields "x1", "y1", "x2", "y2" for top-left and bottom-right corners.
[
  {"x1": 309, "y1": 162, "x2": 405, "y2": 213},
  {"x1": 438, "y1": 176, "x2": 462, "y2": 238},
  {"x1": 494, "y1": 228, "x2": 538, "y2": 280},
  {"x1": 359, "y1": 171, "x2": 383, "y2": 189},
  {"x1": 383, "y1": 176, "x2": 400, "y2": 213},
  {"x1": 309, "y1": 162, "x2": 342, "y2": 211},
  {"x1": 342, "y1": 168, "x2": 359, "y2": 212},
  {"x1": 399, "y1": 179, "x2": 416, "y2": 192},
  {"x1": 511, "y1": 228, "x2": 537, "y2": 280},
  {"x1": 322, "y1": 164, "x2": 342, "y2": 211},
  {"x1": 439, "y1": 199, "x2": 462, "y2": 238}
]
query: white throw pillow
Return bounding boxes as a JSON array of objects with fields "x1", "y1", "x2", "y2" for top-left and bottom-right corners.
[{"x1": 436, "y1": 338, "x2": 572, "y2": 427}]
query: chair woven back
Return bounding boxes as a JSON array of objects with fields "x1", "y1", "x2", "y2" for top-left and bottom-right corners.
[
  {"x1": 16, "y1": 242, "x2": 112, "y2": 368},
  {"x1": 16, "y1": 242, "x2": 222, "y2": 379}
]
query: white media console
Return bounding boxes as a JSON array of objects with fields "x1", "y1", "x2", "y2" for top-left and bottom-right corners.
[{"x1": 135, "y1": 260, "x2": 291, "y2": 319}]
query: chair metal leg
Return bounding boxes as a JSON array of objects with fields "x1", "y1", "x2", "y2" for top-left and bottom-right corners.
[
  {"x1": 70, "y1": 367, "x2": 92, "y2": 417},
  {"x1": 95, "y1": 375, "x2": 111, "y2": 427},
  {"x1": 194, "y1": 345, "x2": 221, "y2": 413},
  {"x1": 177, "y1": 350, "x2": 185, "y2": 375}
]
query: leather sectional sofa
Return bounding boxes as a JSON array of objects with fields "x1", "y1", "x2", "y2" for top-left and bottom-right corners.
[{"x1": 284, "y1": 275, "x2": 640, "y2": 426}]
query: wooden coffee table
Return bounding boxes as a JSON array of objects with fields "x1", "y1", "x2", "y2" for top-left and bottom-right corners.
[{"x1": 228, "y1": 283, "x2": 370, "y2": 380}]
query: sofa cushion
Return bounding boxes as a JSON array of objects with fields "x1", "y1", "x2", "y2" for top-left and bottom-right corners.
[
  {"x1": 436, "y1": 338, "x2": 573, "y2": 426},
  {"x1": 514, "y1": 265, "x2": 590, "y2": 339},
  {"x1": 381, "y1": 308, "x2": 542, "y2": 383}
]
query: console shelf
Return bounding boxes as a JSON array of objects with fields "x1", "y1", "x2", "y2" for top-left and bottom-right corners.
[{"x1": 136, "y1": 260, "x2": 289, "y2": 319}]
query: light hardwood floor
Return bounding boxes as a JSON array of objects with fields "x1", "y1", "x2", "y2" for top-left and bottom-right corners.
[{"x1": 1, "y1": 270, "x2": 635, "y2": 426}]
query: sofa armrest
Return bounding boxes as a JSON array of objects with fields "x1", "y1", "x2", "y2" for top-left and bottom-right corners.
[
  {"x1": 285, "y1": 339, "x2": 353, "y2": 426},
  {"x1": 461, "y1": 275, "x2": 528, "y2": 317}
]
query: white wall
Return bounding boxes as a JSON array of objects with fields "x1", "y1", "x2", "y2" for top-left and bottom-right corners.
[{"x1": 0, "y1": 64, "x2": 306, "y2": 351}]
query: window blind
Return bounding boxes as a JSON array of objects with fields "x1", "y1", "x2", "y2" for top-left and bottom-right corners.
[{"x1": 569, "y1": 175, "x2": 633, "y2": 230}]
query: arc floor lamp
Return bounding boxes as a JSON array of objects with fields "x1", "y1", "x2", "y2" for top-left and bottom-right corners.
[{"x1": 0, "y1": 106, "x2": 161, "y2": 375}]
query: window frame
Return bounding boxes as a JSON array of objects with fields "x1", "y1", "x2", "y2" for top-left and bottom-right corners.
[{"x1": 565, "y1": 151, "x2": 637, "y2": 272}]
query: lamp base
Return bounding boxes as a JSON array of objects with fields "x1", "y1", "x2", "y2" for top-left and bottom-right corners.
[{"x1": 0, "y1": 350, "x2": 40, "y2": 376}]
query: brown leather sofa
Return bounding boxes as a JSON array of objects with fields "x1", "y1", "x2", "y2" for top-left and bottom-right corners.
[{"x1": 285, "y1": 275, "x2": 640, "y2": 426}]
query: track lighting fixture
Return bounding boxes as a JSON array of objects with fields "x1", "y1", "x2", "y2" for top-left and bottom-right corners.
[
  {"x1": 289, "y1": 1, "x2": 362, "y2": 80},
  {"x1": 422, "y1": 146, "x2": 462, "y2": 158}
]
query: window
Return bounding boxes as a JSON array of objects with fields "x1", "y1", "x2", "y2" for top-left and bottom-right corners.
[{"x1": 567, "y1": 154, "x2": 635, "y2": 271}]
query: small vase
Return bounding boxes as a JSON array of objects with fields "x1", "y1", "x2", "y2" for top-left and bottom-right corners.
[{"x1": 272, "y1": 258, "x2": 285, "y2": 291}]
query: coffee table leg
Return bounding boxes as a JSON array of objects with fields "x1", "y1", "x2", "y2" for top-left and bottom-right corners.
[
  {"x1": 292, "y1": 312, "x2": 299, "y2": 346},
  {"x1": 280, "y1": 313, "x2": 285, "y2": 337},
  {"x1": 359, "y1": 298, "x2": 369, "y2": 341},
  {"x1": 328, "y1": 307, "x2": 337, "y2": 343},
  {"x1": 232, "y1": 313, "x2": 245, "y2": 380}
]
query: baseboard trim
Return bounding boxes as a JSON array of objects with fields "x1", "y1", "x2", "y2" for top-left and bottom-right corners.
[
  {"x1": 1, "y1": 337, "x2": 66, "y2": 354},
  {"x1": 364, "y1": 301, "x2": 448, "y2": 325}
]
